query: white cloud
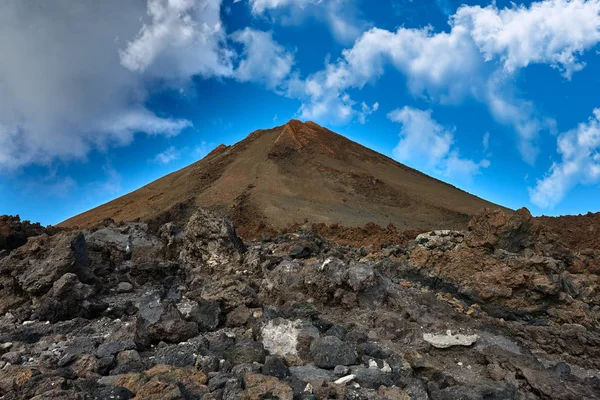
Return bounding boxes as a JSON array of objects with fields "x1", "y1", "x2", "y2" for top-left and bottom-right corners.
[
  {"x1": 248, "y1": 0, "x2": 367, "y2": 44},
  {"x1": 0, "y1": 0, "x2": 192, "y2": 171},
  {"x1": 292, "y1": 25, "x2": 485, "y2": 126},
  {"x1": 293, "y1": 0, "x2": 599, "y2": 162},
  {"x1": 454, "y1": 0, "x2": 600, "y2": 79},
  {"x1": 250, "y1": 0, "x2": 319, "y2": 14},
  {"x1": 152, "y1": 146, "x2": 181, "y2": 164},
  {"x1": 530, "y1": 109, "x2": 600, "y2": 209},
  {"x1": 483, "y1": 73, "x2": 556, "y2": 164},
  {"x1": 230, "y1": 28, "x2": 295, "y2": 89},
  {"x1": 120, "y1": 0, "x2": 233, "y2": 80},
  {"x1": 482, "y1": 132, "x2": 490, "y2": 152},
  {"x1": 0, "y1": 0, "x2": 297, "y2": 171},
  {"x1": 388, "y1": 107, "x2": 489, "y2": 181}
]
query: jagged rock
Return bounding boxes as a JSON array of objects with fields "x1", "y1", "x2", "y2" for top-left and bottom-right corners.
[
  {"x1": 226, "y1": 305, "x2": 252, "y2": 327},
  {"x1": 376, "y1": 386, "x2": 410, "y2": 400},
  {"x1": 35, "y1": 273, "x2": 105, "y2": 322},
  {"x1": 423, "y1": 331, "x2": 479, "y2": 349},
  {"x1": 95, "y1": 341, "x2": 136, "y2": 359},
  {"x1": 239, "y1": 374, "x2": 293, "y2": 400},
  {"x1": 154, "y1": 343, "x2": 198, "y2": 367},
  {"x1": 116, "y1": 282, "x2": 133, "y2": 293},
  {"x1": 289, "y1": 365, "x2": 334, "y2": 382},
  {"x1": 198, "y1": 278, "x2": 258, "y2": 312},
  {"x1": 1, "y1": 351, "x2": 24, "y2": 365},
  {"x1": 350, "y1": 366, "x2": 395, "y2": 388},
  {"x1": 224, "y1": 341, "x2": 266, "y2": 364},
  {"x1": 180, "y1": 210, "x2": 246, "y2": 271},
  {"x1": 111, "y1": 350, "x2": 144, "y2": 375},
  {"x1": 86, "y1": 223, "x2": 162, "y2": 265},
  {"x1": 29, "y1": 389, "x2": 85, "y2": 400},
  {"x1": 310, "y1": 336, "x2": 357, "y2": 369},
  {"x1": 262, "y1": 355, "x2": 290, "y2": 379},
  {"x1": 0, "y1": 231, "x2": 91, "y2": 308},
  {"x1": 416, "y1": 230, "x2": 463, "y2": 251},
  {"x1": 90, "y1": 386, "x2": 134, "y2": 400},
  {"x1": 73, "y1": 354, "x2": 101, "y2": 379},
  {"x1": 0, "y1": 208, "x2": 598, "y2": 400},
  {"x1": 135, "y1": 295, "x2": 198, "y2": 347},
  {"x1": 188, "y1": 299, "x2": 223, "y2": 331},
  {"x1": 261, "y1": 318, "x2": 320, "y2": 361},
  {"x1": 97, "y1": 365, "x2": 208, "y2": 398},
  {"x1": 0, "y1": 215, "x2": 52, "y2": 253}
]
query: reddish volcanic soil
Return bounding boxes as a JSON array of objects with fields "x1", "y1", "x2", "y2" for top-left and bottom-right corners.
[{"x1": 538, "y1": 212, "x2": 600, "y2": 251}]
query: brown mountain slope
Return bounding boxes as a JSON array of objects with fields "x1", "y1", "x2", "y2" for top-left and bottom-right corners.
[{"x1": 60, "y1": 120, "x2": 508, "y2": 236}]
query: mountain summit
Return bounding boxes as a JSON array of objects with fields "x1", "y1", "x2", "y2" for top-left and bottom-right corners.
[{"x1": 60, "y1": 120, "x2": 505, "y2": 235}]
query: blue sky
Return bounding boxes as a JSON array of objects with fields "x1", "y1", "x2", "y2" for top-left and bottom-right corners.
[{"x1": 1, "y1": 0, "x2": 600, "y2": 225}]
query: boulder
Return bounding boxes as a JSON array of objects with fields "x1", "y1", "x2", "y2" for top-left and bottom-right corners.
[
  {"x1": 180, "y1": 210, "x2": 246, "y2": 271},
  {"x1": 135, "y1": 295, "x2": 198, "y2": 347},
  {"x1": 35, "y1": 273, "x2": 105, "y2": 322},
  {"x1": 262, "y1": 356, "x2": 290, "y2": 379},
  {"x1": 154, "y1": 343, "x2": 198, "y2": 367},
  {"x1": 310, "y1": 336, "x2": 357, "y2": 369},
  {"x1": 224, "y1": 341, "x2": 266, "y2": 364}
]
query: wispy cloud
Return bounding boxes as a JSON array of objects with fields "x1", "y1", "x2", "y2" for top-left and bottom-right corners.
[{"x1": 151, "y1": 146, "x2": 180, "y2": 165}]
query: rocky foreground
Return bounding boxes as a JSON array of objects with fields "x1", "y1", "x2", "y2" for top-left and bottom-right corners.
[{"x1": 0, "y1": 208, "x2": 599, "y2": 399}]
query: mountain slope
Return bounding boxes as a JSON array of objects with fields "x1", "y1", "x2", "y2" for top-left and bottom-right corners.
[{"x1": 60, "y1": 120, "x2": 507, "y2": 235}]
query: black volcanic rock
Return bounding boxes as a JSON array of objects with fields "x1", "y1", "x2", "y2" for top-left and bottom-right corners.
[{"x1": 0, "y1": 207, "x2": 598, "y2": 400}]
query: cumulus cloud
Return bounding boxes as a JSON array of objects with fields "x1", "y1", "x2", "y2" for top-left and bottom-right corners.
[
  {"x1": 454, "y1": 0, "x2": 600, "y2": 79},
  {"x1": 0, "y1": 0, "x2": 192, "y2": 171},
  {"x1": 530, "y1": 109, "x2": 600, "y2": 209},
  {"x1": 0, "y1": 0, "x2": 298, "y2": 171},
  {"x1": 388, "y1": 107, "x2": 490, "y2": 181},
  {"x1": 230, "y1": 28, "x2": 295, "y2": 90},
  {"x1": 294, "y1": 0, "x2": 600, "y2": 162},
  {"x1": 248, "y1": 0, "x2": 367, "y2": 44},
  {"x1": 120, "y1": 0, "x2": 233, "y2": 80}
]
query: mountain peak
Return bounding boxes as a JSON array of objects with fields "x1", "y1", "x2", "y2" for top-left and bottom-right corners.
[{"x1": 60, "y1": 121, "x2": 505, "y2": 237}]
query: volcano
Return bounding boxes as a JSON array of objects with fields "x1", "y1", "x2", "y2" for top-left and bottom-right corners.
[{"x1": 60, "y1": 120, "x2": 505, "y2": 235}]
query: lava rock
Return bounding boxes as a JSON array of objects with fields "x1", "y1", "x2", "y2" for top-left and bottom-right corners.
[
  {"x1": 154, "y1": 343, "x2": 198, "y2": 367},
  {"x1": 188, "y1": 299, "x2": 223, "y2": 331},
  {"x1": 240, "y1": 374, "x2": 293, "y2": 400},
  {"x1": 95, "y1": 341, "x2": 136, "y2": 359},
  {"x1": 117, "y1": 282, "x2": 133, "y2": 293},
  {"x1": 262, "y1": 355, "x2": 290, "y2": 379},
  {"x1": 224, "y1": 341, "x2": 266, "y2": 364},
  {"x1": 135, "y1": 296, "x2": 198, "y2": 347},
  {"x1": 110, "y1": 350, "x2": 144, "y2": 375},
  {"x1": 310, "y1": 336, "x2": 357, "y2": 369},
  {"x1": 90, "y1": 386, "x2": 134, "y2": 400}
]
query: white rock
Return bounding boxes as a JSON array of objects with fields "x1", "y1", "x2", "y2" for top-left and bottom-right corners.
[
  {"x1": 0, "y1": 343, "x2": 13, "y2": 351},
  {"x1": 334, "y1": 375, "x2": 356, "y2": 385},
  {"x1": 423, "y1": 331, "x2": 479, "y2": 349},
  {"x1": 319, "y1": 258, "x2": 332, "y2": 271},
  {"x1": 381, "y1": 361, "x2": 392, "y2": 374},
  {"x1": 368, "y1": 359, "x2": 378, "y2": 369},
  {"x1": 261, "y1": 318, "x2": 319, "y2": 357}
]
